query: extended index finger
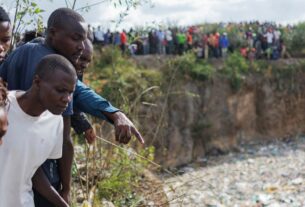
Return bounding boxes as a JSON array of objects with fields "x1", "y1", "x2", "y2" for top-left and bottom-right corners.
[{"x1": 131, "y1": 127, "x2": 144, "y2": 145}]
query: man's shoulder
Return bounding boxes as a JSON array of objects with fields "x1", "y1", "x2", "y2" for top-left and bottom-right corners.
[
  {"x1": 7, "y1": 42, "x2": 49, "y2": 60},
  {"x1": 15, "y1": 42, "x2": 40, "y2": 51},
  {"x1": 21, "y1": 42, "x2": 51, "y2": 54}
]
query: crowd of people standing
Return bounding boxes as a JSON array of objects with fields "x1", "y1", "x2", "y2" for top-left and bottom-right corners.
[{"x1": 89, "y1": 21, "x2": 291, "y2": 60}]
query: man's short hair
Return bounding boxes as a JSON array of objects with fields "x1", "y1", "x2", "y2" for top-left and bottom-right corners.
[
  {"x1": 0, "y1": 7, "x2": 10, "y2": 22},
  {"x1": 35, "y1": 54, "x2": 77, "y2": 81},
  {"x1": 47, "y1": 8, "x2": 84, "y2": 30}
]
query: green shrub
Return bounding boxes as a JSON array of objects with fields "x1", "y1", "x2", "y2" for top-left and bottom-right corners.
[
  {"x1": 97, "y1": 146, "x2": 155, "y2": 206},
  {"x1": 288, "y1": 23, "x2": 305, "y2": 56},
  {"x1": 171, "y1": 52, "x2": 214, "y2": 80},
  {"x1": 92, "y1": 46, "x2": 123, "y2": 69},
  {"x1": 86, "y1": 47, "x2": 162, "y2": 113},
  {"x1": 223, "y1": 52, "x2": 249, "y2": 90},
  {"x1": 190, "y1": 60, "x2": 214, "y2": 80},
  {"x1": 172, "y1": 52, "x2": 196, "y2": 72}
]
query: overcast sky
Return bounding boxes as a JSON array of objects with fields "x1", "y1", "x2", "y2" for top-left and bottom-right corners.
[{"x1": 1, "y1": 0, "x2": 305, "y2": 30}]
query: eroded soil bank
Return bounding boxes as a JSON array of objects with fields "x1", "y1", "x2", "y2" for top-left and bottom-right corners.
[{"x1": 139, "y1": 58, "x2": 305, "y2": 167}]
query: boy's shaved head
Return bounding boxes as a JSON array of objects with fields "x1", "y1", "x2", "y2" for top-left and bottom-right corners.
[
  {"x1": 35, "y1": 54, "x2": 77, "y2": 81},
  {"x1": 34, "y1": 54, "x2": 77, "y2": 115}
]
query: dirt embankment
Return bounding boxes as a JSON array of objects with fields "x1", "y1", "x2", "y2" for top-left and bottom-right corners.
[{"x1": 136, "y1": 57, "x2": 305, "y2": 167}]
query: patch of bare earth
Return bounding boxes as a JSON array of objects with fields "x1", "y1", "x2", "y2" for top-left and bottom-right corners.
[{"x1": 136, "y1": 169, "x2": 169, "y2": 207}]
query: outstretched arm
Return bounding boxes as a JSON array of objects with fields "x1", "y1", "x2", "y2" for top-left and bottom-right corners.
[
  {"x1": 58, "y1": 115, "x2": 74, "y2": 204},
  {"x1": 103, "y1": 111, "x2": 144, "y2": 144},
  {"x1": 32, "y1": 167, "x2": 69, "y2": 207},
  {"x1": 73, "y1": 80, "x2": 144, "y2": 144}
]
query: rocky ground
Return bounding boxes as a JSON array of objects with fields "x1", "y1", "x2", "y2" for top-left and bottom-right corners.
[{"x1": 162, "y1": 137, "x2": 305, "y2": 207}]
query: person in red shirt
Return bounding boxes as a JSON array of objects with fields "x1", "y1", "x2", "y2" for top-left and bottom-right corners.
[
  {"x1": 240, "y1": 47, "x2": 248, "y2": 58},
  {"x1": 120, "y1": 29, "x2": 128, "y2": 54},
  {"x1": 186, "y1": 32, "x2": 193, "y2": 51},
  {"x1": 202, "y1": 34, "x2": 209, "y2": 59}
]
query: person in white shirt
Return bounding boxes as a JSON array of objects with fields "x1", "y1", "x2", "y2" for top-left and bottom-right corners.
[
  {"x1": 273, "y1": 29, "x2": 281, "y2": 47},
  {"x1": 94, "y1": 25, "x2": 104, "y2": 44},
  {"x1": 165, "y1": 28, "x2": 173, "y2": 54},
  {"x1": 0, "y1": 54, "x2": 77, "y2": 207},
  {"x1": 264, "y1": 28, "x2": 274, "y2": 47}
]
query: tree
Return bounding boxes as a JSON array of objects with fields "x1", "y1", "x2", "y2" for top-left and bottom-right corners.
[{"x1": 4, "y1": 0, "x2": 46, "y2": 47}]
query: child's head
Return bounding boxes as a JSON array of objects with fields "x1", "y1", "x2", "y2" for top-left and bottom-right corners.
[
  {"x1": 33, "y1": 54, "x2": 77, "y2": 115},
  {"x1": 0, "y1": 79, "x2": 8, "y2": 145},
  {"x1": 0, "y1": 6, "x2": 12, "y2": 64}
]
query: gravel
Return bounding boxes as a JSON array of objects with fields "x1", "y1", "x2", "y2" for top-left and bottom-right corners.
[{"x1": 163, "y1": 137, "x2": 305, "y2": 207}]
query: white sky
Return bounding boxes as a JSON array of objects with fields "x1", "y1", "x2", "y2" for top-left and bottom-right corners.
[{"x1": 1, "y1": 0, "x2": 305, "y2": 31}]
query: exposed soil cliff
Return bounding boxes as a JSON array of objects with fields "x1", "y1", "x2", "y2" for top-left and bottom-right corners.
[{"x1": 137, "y1": 57, "x2": 305, "y2": 167}]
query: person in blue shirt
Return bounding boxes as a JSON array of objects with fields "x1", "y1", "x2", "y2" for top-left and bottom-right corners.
[
  {"x1": 0, "y1": 7, "x2": 144, "y2": 206},
  {"x1": 219, "y1": 32, "x2": 229, "y2": 58}
]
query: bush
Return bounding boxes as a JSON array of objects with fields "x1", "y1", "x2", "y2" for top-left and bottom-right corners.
[
  {"x1": 171, "y1": 52, "x2": 214, "y2": 80},
  {"x1": 223, "y1": 52, "x2": 249, "y2": 90},
  {"x1": 97, "y1": 146, "x2": 155, "y2": 206},
  {"x1": 190, "y1": 60, "x2": 214, "y2": 80},
  {"x1": 172, "y1": 52, "x2": 196, "y2": 72},
  {"x1": 288, "y1": 23, "x2": 305, "y2": 56},
  {"x1": 92, "y1": 46, "x2": 124, "y2": 70},
  {"x1": 85, "y1": 47, "x2": 162, "y2": 113}
]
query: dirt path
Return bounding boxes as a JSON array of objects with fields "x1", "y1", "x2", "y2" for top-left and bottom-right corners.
[{"x1": 163, "y1": 137, "x2": 305, "y2": 207}]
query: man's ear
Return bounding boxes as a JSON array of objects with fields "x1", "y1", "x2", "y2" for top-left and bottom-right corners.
[
  {"x1": 48, "y1": 26, "x2": 57, "y2": 39},
  {"x1": 33, "y1": 75, "x2": 41, "y2": 89}
]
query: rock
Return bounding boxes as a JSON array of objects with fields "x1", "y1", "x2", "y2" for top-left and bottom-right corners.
[
  {"x1": 235, "y1": 182, "x2": 250, "y2": 193},
  {"x1": 291, "y1": 177, "x2": 303, "y2": 185},
  {"x1": 81, "y1": 201, "x2": 91, "y2": 207},
  {"x1": 101, "y1": 199, "x2": 115, "y2": 207}
]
